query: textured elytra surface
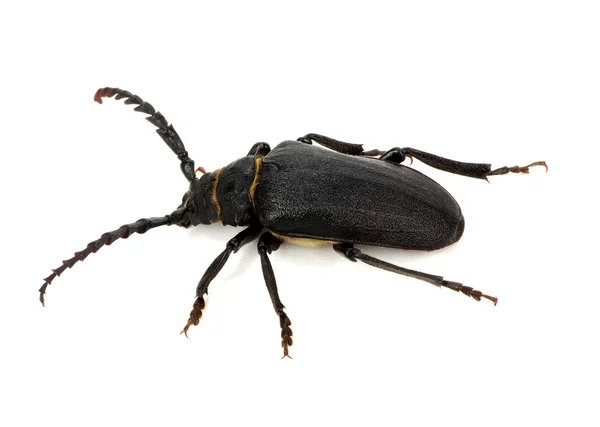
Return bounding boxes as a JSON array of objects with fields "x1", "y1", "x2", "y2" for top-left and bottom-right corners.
[{"x1": 255, "y1": 141, "x2": 464, "y2": 250}]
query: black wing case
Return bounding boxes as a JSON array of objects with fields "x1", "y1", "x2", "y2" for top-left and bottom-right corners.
[{"x1": 254, "y1": 141, "x2": 464, "y2": 251}]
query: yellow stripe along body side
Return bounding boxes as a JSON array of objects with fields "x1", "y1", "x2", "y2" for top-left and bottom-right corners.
[
  {"x1": 212, "y1": 168, "x2": 222, "y2": 222},
  {"x1": 270, "y1": 233, "x2": 338, "y2": 247},
  {"x1": 249, "y1": 156, "x2": 263, "y2": 210}
]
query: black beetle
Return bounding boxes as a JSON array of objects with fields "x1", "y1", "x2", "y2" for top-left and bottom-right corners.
[{"x1": 41, "y1": 87, "x2": 547, "y2": 358}]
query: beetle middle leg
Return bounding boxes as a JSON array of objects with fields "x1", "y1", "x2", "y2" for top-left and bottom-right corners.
[
  {"x1": 257, "y1": 232, "x2": 294, "y2": 359},
  {"x1": 333, "y1": 243, "x2": 498, "y2": 305},
  {"x1": 181, "y1": 224, "x2": 263, "y2": 336}
]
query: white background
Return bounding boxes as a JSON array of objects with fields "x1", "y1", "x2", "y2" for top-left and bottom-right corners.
[{"x1": 1, "y1": 1, "x2": 598, "y2": 426}]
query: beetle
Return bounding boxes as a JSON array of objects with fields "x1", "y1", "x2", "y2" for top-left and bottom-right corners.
[{"x1": 40, "y1": 87, "x2": 547, "y2": 358}]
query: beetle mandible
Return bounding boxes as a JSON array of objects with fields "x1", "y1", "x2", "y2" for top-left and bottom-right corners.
[{"x1": 40, "y1": 87, "x2": 547, "y2": 358}]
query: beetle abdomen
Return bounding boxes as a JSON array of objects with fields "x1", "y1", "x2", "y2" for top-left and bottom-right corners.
[{"x1": 254, "y1": 141, "x2": 464, "y2": 251}]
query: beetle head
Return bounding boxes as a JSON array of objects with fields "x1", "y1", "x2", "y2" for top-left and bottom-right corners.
[{"x1": 182, "y1": 172, "x2": 219, "y2": 225}]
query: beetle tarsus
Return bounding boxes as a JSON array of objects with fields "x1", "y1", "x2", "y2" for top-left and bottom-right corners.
[
  {"x1": 181, "y1": 295, "x2": 206, "y2": 337},
  {"x1": 282, "y1": 346, "x2": 293, "y2": 359},
  {"x1": 279, "y1": 309, "x2": 294, "y2": 359},
  {"x1": 489, "y1": 161, "x2": 548, "y2": 176},
  {"x1": 441, "y1": 281, "x2": 498, "y2": 305}
]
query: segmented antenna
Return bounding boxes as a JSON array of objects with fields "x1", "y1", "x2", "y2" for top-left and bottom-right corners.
[
  {"x1": 94, "y1": 87, "x2": 196, "y2": 182},
  {"x1": 39, "y1": 208, "x2": 187, "y2": 306}
]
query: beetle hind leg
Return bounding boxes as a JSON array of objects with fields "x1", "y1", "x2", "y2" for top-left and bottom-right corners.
[
  {"x1": 299, "y1": 133, "x2": 546, "y2": 180},
  {"x1": 333, "y1": 243, "x2": 498, "y2": 305},
  {"x1": 257, "y1": 232, "x2": 294, "y2": 359},
  {"x1": 378, "y1": 147, "x2": 547, "y2": 180}
]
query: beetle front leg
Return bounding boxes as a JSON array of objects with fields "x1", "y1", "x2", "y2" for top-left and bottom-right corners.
[
  {"x1": 181, "y1": 224, "x2": 263, "y2": 337},
  {"x1": 257, "y1": 232, "x2": 293, "y2": 359},
  {"x1": 333, "y1": 243, "x2": 498, "y2": 305}
]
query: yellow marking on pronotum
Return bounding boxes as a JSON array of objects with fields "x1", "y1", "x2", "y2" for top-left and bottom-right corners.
[
  {"x1": 249, "y1": 156, "x2": 264, "y2": 209},
  {"x1": 212, "y1": 168, "x2": 222, "y2": 220},
  {"x1": 271, "y1": 232, "x2": 338, "y2": 247}
]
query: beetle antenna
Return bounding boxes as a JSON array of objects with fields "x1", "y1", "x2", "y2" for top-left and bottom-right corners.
[
  {"x1": 39, "y1": 208, "x2": 187, "y2": 306},
  {"x1": 94, "y1": 87, "x2": 196, "y2": 182}
]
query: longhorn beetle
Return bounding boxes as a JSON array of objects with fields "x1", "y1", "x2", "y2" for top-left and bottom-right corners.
[{"x1": 41, "y1": 87, "x2": 547, "y2": 358}]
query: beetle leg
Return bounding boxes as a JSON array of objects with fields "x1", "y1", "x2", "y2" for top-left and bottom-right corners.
[
  {"x1": 379, "y1": 147, "x2": 547, "y2": 180},
  {"x1": 247, "y1": 142, "x2": 271, "y2": 156},
  {"x1": 298, "y1": 134, "x2": 546, "y2": 180},
  {"x1": 333, "y1": 243, "x2": 498, "y2": 305},
  {"x1": 257, "y1": 232, "x2": 293, "y2": 359},
  {"x1": 181, "y1": 224, "x2": 263, "y2": 337},
  {"x1": 297, "y1": 133, "x2": 364, "y2": 155},
  {"x1": 379, "y1": 147, "x2": 492, "y2": 178}
]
